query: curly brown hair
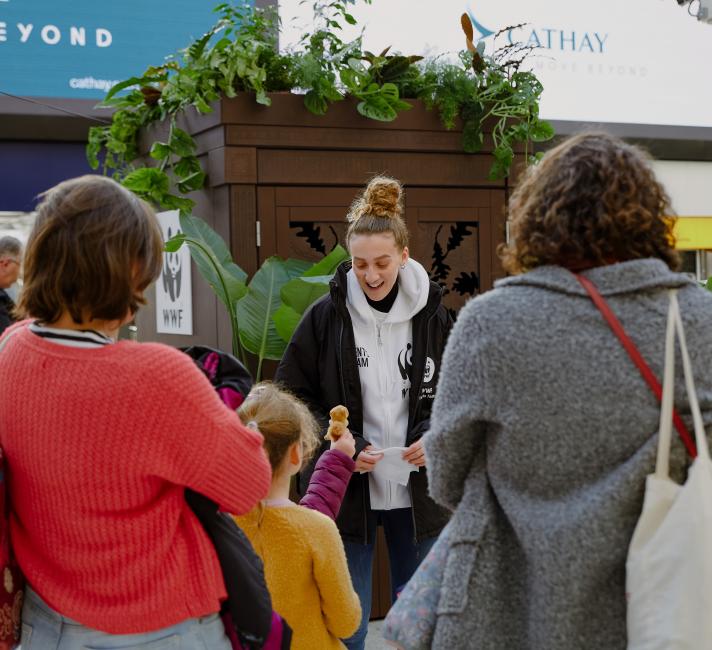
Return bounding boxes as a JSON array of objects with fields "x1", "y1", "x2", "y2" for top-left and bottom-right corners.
[
  {"x1": 500, "y1": 132, "x2": 679, "y2": 274},
  {"x1": 345, "y1": 175, "x2": 409, "y2": 250}
]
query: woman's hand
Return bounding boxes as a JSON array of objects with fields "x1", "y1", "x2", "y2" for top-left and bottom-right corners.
[
  {"x1": 354, "y1": 445, "x2": 384, "y2": 472},
  {"x1": 402, "y1": 439, "x2": 426, "y2": 467},
  {"x1": 330, "y1": 429, "x2": 356, "y2": 459}
]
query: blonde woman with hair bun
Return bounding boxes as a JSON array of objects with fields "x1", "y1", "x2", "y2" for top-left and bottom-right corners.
[{"x1": 276, "y1": 175, "x2": 453, "y2": 650}]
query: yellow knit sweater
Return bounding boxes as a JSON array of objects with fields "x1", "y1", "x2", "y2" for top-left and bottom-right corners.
[{"x1": 235, "y1": 503, "x2": 361, "y2": 650}]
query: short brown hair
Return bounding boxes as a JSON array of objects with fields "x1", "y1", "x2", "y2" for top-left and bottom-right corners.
[
  {"x1": 237, "y1": 382, "x2": 319, "y2": 472},
  {"x1": 18, "y1": 175, "x2": 163, "y2": 324},
  {"x1": 346, "y1": 176, "x2": 409, "y2": 250},
  {"x1": 500, "y1": 132, "x2": 679, "y2": 274}
]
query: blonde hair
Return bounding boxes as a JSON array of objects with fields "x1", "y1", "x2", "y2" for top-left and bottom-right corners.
[
  {"x1": 237, "y1": 382, "x2": 319, "y2": 472},
  {"x1": 345, "y1": 176, "x2": 409, "y2": 250}
]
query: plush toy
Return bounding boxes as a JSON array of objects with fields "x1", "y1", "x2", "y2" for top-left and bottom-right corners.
[{"x1": 324, "y1": 405, "x2": 349, "y2": 441}]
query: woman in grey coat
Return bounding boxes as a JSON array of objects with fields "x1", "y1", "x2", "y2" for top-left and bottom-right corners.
[{"x1": 423, "y1": 132, "x2": 712, "y2": 649}]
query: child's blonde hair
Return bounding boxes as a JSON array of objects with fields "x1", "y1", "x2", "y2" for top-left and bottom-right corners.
[{"x1": 237, "y1": 382, "x2": 319, "y2": 472}]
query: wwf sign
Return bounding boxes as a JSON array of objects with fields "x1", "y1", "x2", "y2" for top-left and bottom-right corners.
[{"x1": 155, "y1": 210, "x2": 193, "y2": 335}]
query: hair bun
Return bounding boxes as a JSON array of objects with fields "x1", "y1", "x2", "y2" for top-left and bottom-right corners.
[{"x1": 361, "y1": 176, "x2": 402, "y2": 219}]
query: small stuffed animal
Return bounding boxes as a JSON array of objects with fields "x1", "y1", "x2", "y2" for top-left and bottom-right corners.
[{"x1": 324, "y1": 405, "x2": 349, "y2": 441}]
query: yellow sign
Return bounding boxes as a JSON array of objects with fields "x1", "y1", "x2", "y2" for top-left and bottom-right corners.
[{"x1": 673, "y1": 217, "x2": 712, "y2": 250}]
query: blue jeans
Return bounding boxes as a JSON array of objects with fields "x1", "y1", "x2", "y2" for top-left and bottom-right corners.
[
  {"x1": 343, "y1": 508, "x2": 437, "y2": 650},
  {"x1": 21, "y1": 586, "x2": 232, "y2": 649}
]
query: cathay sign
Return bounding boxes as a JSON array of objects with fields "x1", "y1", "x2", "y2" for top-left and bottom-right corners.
[
  {"x1": 278, "y1": 0, "x2": 712, "y2": 129},
  {"x1": 0, "y1": 0, "x2": 224, "y2": 99},
  {"x1": 466, "y1": 10, "x2": 609, "y2": 54}
]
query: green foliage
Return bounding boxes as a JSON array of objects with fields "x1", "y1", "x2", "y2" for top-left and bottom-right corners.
[
  {"x1": 166, "y1": 214, "x2": 349, "y2": 380},
  {"x1": 88, "y1": 1, "x2": 553, "y2": 212},
  {"x1": 418, "y1": 39, "x2": 552, "y2": 179}
]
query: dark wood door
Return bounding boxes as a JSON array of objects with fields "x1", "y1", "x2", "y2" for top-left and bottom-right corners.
[{"x1": 257, "y1": 185, "x2": 506, "y2": 307}]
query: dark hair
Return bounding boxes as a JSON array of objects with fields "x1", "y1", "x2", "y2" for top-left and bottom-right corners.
[
  {"x1": 346, "y1": 176, "x2": 409, "y2": 250},
  {"x1": 500, "y1": 132, "x2": 679, "y2": 274},
  {"x1": 17, "y1": 175, "x2": 163, "y2": 324}
]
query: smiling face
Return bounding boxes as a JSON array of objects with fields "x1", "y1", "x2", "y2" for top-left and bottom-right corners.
[{"x1": 349, "y1": 232, "x2": 409, "y2": 302}]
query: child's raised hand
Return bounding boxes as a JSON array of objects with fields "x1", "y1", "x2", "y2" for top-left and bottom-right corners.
[{"x1": 330, "y1": 428, "x2": 356, "y2": 459}]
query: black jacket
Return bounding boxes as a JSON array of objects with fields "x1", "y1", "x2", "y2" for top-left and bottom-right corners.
[
  {"x1": 275, "y1": 262, "x2": 452, "y2": 544},
  {"x1": 0, "y1": 290, "x2": 16, "y2": 336}
]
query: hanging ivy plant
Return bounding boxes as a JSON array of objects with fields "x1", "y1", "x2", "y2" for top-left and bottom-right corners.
[{"x1": 86, "y1": 1, "x2": 553, "y2": 213}]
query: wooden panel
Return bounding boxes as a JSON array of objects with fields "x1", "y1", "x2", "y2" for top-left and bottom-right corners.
[
  {"x1": 371, "y1": 527, "x2": 392, "y2": 619},
  {"x1": 257, "y1": 186, "x2": 277, "y2": 263},
  {"x1": 208, "y1": 146, "x2": 257, "y2": 186},
  {"x1": 193, "y1": 126, "x2": 227, "y2": 156},
  {"x1": 491, "y1": 190, "x2": 508, "y2": 285},
  {"x1": 230, "y1": 185, "x2": 258, "y2": 277},
  {"x1": 418, "y1": 206, "x2": 480, "y2": 222},
  {"x1": 289, "y1": 206, "x2": 350, "y2": 220},
  {"x1": 276, "y1": 187, "x2": 360, "y2": 207},
  {"x1": 412, "y1": 214, "x2": 480, "y2": 315},
  {"x1": 407, "y1": 187, "x2": 491, "y2": 208},
  {"x1": 226, "y1": 123, "x2": 494, "y2": 154},
  {"x1": 221, "y1": 95, "x2": 441, "y2": 132},
  {"x1": 257, "y1": 150, "x2": 502, "y2": 187}
]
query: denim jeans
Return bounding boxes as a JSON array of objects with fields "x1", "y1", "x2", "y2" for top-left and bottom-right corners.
[
  {"x1": 21, "y1": 585, "x2": 232, "y2": 649},
  {"x1": 342, "y1": 508, "x2": 437, "y2": 650}
]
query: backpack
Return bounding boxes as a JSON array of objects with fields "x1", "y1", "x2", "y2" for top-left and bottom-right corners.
[{"x1": 181, "y1": 346, "x2": 291, "y2": 650}]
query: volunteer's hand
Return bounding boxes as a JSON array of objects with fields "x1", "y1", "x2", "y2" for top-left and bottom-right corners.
[
  {"x1": 330, "y1": 429, "x2": 356, "y2": 459},
  {"x1": 402, "y1": 439, "x2": 426, "y2": 467},
  {"x1": 354, "y1": 445, "x2": 384, "y2": 472}
]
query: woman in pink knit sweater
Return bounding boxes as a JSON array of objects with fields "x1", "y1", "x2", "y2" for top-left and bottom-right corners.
[{"x1": 0, "y1": 175, "x2": 272, "y2": 649}]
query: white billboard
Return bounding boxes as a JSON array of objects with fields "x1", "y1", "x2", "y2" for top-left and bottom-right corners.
[{"x1": 279, "y1": 0, "x2": 712, "y2": 128}]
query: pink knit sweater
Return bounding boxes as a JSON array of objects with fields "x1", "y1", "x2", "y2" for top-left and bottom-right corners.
[{"x1": 0, "y1": 325, "x2": 271, "y2": 633}]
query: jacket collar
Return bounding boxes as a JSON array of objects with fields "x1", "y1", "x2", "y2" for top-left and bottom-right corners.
[{"x1": 495, "y1": 259, "x2": 696, "y2": 297}]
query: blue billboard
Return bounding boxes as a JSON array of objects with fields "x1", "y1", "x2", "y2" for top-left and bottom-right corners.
[{"x1": 0, "y1": 1, "x2": 251, "y2": 99}]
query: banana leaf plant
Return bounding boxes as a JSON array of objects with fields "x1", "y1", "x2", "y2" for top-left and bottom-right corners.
[{"x1": 165, "y1": 213, "x2": 349, "y2": 380}]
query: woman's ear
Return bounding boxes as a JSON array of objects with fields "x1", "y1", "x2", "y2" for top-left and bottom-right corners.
[{"x1": 401, "y1": 246, "x2": 410, "y2": 266}]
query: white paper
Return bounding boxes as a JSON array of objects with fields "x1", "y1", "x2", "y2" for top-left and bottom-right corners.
[{"x1": 366, "y1": 447, "x2": 418, "y2": 486}]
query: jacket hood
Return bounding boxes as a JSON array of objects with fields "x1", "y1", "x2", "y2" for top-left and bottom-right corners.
[
  {"x1": 345, "y1": 258, "x2": 431, "y2": 327},
  {"x1": 495, "y1": 259, "x2": 696, "y2": 297}
]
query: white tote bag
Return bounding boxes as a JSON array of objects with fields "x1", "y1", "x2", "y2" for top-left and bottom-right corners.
[{"x1": 627, "y1": 290, "x2": 712, "y2": 650}]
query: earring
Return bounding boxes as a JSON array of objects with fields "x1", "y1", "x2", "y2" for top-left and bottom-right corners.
[{"x1": 400, "y1": 263, "x2": 406, "y2": 269}]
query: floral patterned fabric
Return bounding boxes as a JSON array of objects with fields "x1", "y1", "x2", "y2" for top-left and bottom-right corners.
[{"x1": 382, "y1": 521, "x2": 451, "y2": 650}]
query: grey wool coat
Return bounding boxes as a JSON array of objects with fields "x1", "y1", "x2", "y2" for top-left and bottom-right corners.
[{"x1": 423, "y1": 259, "x2": 712, "y2": 650}]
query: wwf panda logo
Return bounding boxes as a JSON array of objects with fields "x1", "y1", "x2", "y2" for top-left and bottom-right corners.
[
  {"x1": 423, "y1": 357, "x2": 436, "y2": 383},
  {"x1": 162, "y1": 226, "x2": 182, "y2": 302}
]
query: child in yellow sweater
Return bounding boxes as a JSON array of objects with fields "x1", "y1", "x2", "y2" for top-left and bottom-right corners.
[{"x1": 234, "y1": 382, "x2": 361, "y2": 650}]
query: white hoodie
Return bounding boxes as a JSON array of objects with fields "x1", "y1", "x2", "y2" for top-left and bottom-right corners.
[{"x1": 346, "y1": 259, "x2": 430, "y2": 510}]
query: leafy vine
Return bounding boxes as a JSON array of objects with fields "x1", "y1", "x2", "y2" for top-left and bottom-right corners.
[{"x1": 86, "y1": 1, "x2": 553, "y2": 212}]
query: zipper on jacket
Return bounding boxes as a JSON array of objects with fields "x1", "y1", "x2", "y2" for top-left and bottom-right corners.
[
  {"x1": 342, "y1": 320, "x2": 369, "y2": 546},
  {"x1": 409, "y1": 480, "x2": 418, "y2": 545},
  {"x1": 374, "y1": 321, "x2": 393, "y2": 509},
  {"x1": 409, "y1": 311, "x2": 436, "y2": 545}
]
